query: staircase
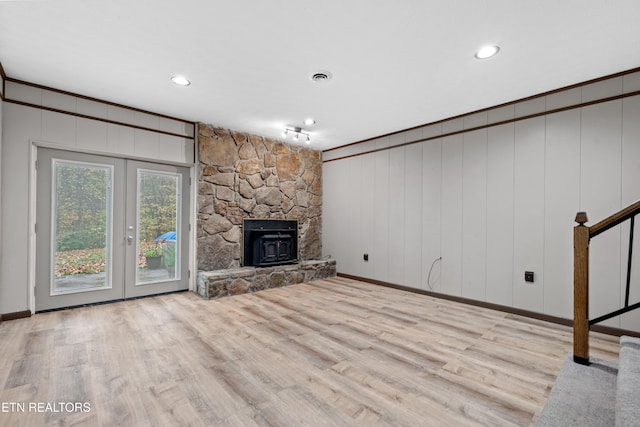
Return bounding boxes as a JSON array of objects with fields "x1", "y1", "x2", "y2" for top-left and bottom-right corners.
[{"x1": 537, "y1": 336, "x2": 640, "y2": 426}]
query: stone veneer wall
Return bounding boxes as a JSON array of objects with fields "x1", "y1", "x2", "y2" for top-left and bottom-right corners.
[{"x1": 197, "y1": 124, "x2": 323, "y2": 271}]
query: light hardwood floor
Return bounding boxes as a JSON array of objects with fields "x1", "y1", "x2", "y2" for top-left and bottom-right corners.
[{"x1": 0, "y1": 277, "x2": 619, "y2": 426}]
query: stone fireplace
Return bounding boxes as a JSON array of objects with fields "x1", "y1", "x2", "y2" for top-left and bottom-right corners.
[{"x1": 196, "y1": 124, "x2": 335, "y2": 299}]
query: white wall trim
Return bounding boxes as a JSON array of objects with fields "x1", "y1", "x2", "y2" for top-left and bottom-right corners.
[
  {"x1": 28, "y1": 142, "x2": 37, "y2": 313},
  {"x1": 30, "y1": 140, "x2": 195, "y2": 168},
  {"x1": 189, "y1": 131, "x2": 199, "y2": 292}
]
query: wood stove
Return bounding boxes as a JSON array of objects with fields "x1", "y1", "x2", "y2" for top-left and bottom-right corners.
[{"x1": 243, "y1": 219, "x2": 298, "y2": 267}]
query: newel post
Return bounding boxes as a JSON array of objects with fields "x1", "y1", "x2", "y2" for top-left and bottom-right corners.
[{"x1": 573, "y1": 211, "x2": 590, "y2": 365}]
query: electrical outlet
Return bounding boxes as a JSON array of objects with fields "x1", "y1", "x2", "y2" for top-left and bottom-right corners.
[
  {"x1": 525, "y1": 271, "x2": 534, "y2": 283},
  {"x1": 363, "y1": 254, "x2": 369, "y2": 261}
]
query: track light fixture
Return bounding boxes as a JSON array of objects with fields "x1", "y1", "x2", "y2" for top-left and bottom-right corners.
[{"x1": 282, "y1": 126, "x2": 311, "y2": 144}]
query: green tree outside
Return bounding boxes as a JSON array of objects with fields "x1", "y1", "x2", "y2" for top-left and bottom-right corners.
[{"x1": 54, "y1": 165, "x2": 178, "y2": 275}]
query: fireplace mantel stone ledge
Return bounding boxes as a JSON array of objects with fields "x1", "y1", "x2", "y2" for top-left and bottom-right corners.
[{"x1": 196, "y1": 259, "x2": 336, "y2": 300}]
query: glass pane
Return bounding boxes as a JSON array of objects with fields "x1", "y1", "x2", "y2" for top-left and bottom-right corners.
[
  {"x1": 53, "y1": 161, "x2": 112, "y2": 294},
  {"x1": 137, "y1": 170, "x2": 180, "y2": 284}
]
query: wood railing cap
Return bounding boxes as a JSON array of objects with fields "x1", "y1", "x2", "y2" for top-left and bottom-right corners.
[{"x1": 575, "y1": 212, "x2": 589, "y2": 225}]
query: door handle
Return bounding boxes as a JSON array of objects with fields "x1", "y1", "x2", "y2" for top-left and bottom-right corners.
[{"x1": 127, "y1": 225, "x2": 134, "y2": 245}]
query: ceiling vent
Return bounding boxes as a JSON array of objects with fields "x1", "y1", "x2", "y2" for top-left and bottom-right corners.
[{"x1": 310, "y1": 71, "x2": 333, "y2": 83}]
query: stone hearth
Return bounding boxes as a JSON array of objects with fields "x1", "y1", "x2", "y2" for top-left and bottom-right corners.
[{"x1": 197, "y1": 259, "x2": 336, "y2": 300}]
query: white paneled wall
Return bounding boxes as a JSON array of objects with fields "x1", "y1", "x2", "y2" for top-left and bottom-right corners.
[
  {"x1": 3, "y1": 81, "x2": 195, "y2": 165},
  {"x1": 421, "y1": 138, "x2": 442, "y2": 292},
  {"x1": 5, "y1": 81, "x2": 195, "y2": 139},
  {"x1": 373, "y1": 149, "x2": 390, "y2": 281},
  {"x1": 582, "y1": 101, "x2": 623, "y2": 328},
  {"x1": 440, "y1": 134, "x2": 463, "y2": 297},
  {"x1": 323, "y1": 91, "x2": 640, "y2": 331},
  {"x1": 359, "y1": 153, "x2": 376, "y2": 280},
  {"x1": 513, "y1": 117, "x2": 545, "y2": 312},
  {"x1": 461, "y1": 129, "x2": 487, "y2": 301},
  {"x1": 321, "y1": 159, "x2": 346, "y2": 267},
  {"x1": 345, "y1": 156, "x2": 362, "y2": 273},
  {"x1": 404, "y1": 143, "x2": 422, "y2": 289},
  {"x1": 1, "y1": 104, "x2": 41, "y2": 313},
  {"x1": 544, "y1": 109, "x2": 581, "y2": 318},
  {"x1": 486, "y1": 123, "x2": 514, "y2": 307},
  {"x1": 388, "y1": 147, "x2": 405, "y2": 285}
]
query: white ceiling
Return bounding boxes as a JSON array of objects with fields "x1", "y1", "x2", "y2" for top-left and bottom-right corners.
[{"x1": 1, "y1": 1, "x2": 640, "y2": 151}]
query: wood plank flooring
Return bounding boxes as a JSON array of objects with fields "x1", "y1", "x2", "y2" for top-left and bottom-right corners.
[{"x1": 0, "y1": 277, "x2": 619, "y2": 426}]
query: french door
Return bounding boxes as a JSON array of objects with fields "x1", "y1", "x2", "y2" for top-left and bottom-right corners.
[{"x1": 35, "y1": 148, "x2": 190, "y2": 311}]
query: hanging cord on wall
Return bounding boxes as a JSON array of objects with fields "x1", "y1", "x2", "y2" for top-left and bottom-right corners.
[{"x1": 426, "y1": 257, "x2": 442, "y2": 290}]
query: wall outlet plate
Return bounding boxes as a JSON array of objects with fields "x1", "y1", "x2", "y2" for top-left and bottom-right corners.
[{"x1": 525, "y1": 271, "x2": 534, "y2": 283}]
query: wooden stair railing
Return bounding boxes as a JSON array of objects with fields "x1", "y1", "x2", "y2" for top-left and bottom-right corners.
[{"x1": 574, "y1": 200, "x2": 640, "y2": 365}]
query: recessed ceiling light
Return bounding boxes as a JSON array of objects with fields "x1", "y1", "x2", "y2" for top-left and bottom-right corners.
[
  {"x1": 310, "y1": 71, "x2": 333, "y2": 83},
  {"x1": 304, "y1": 118, "x2": 316, "y2": 126},
  {"x1": 474, "y1": 45, "x2": 500, "y2": 60},
  {"x1": 171, "y1": 75, "x2": 191, "y2": 86}
]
